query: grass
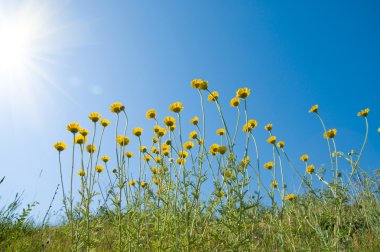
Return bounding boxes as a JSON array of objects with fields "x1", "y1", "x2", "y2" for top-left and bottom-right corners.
[{"x1": 1, "y1": 82, "x2": 380, "y2": 251}]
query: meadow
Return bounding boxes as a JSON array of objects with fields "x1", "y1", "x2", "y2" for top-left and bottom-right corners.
[{"x1": 1, "y1": 80, "x2": 379, "y2": 251}]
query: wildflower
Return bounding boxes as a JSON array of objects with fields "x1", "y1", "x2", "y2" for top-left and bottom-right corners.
[
  {"x1": 129, "y1": 180, "x2": 136, "y2": 186},
  {"x1": 151, "y1": 167, "x2": 158, "y2": 174},
  {"x1": 248, "y1": 120, "x2": 258, "y2": 129},
  {"x1": 168, "y1": 125, "x2": 176, "y2": 131},
  {"x1": 267, "y1": 136, "x2": 276, "y2": 144},
  {"x1": 306, "y1": 164, "x2": 315, "y2": 174},
  {"x1": 300, "y1": 154, "x2": 309, "y2": 162},
  {"x1": 139, "y1": 146, "x2": 147, "y2": 153},
  {"x1": 153, "y1": 179, "x2": 160, "y2": 185},
  {"x1": 191, "y1": 79, "x2": 208, "y2": 90},
  {"x1": 163, "y1": 116, "x2": 176, "y2": 127},
  {"x1": 116, "y1": 136, "x2": 130, "y2": 146},
  {"x1": 357, "y1": 108, "x2": 370, "y2": 117},
  {"x1": 95, "y1": 165, "x2": 104, "y2": 173},
  {"x1": 183, "y1": 141, "x2": 194, "y2": 150},
  {"x1": 75, "y1": 135, "x2": 87, "y2": 145},
  {"x1": 324, "y1": 129, "x2": 337, "y2": 139},
  {"x1": 100, "y1": 119, "x2": 110, "y2": 127},
  {"x1": 79, "y1": 128, "x2": 89, "y2": 136},
  {"x1": 176, "y1": 158, "x2": 186, "y2": 165},
  {"x1": 163, "y1": 150, "x2": 170, "y2": 156},
  {"x1": 132, "y1": 127, "x2": 143, "y2": 137},
  {"x1": 67, "y1": 123, "x2": 80, "y2": 134},
  {"x1": 125, "y1": 152, "x2": 134, "y2": 158},
  {"x1": 264, "y1": 124, "x2": 272, "y2": 132},
  {"x1": 86, "y1": 144, "x2": 96, "y2": 153},
  {"x1": 218, "y1": 190, "x2": 225, "y2": 197},
  {"x1": 152, "y1": 137, "x2": 158, "y2": 143},
  {"x1": 110, "y1": 102, "x2": 125, "y2": 113},
  {"x1": 230, "y1": 97, "x2": 240, "y2": 107},
  {"x1": 88, "y1": 112, "x2": 101, "y2": 122},
  {"x1": 178, "y1": 150, "x2": 188, "y2": 159},
  {"x1": 271, "y1": 180, "x2": 278, "y2": 188},
  {"x1": 207, "y1": 91, "x2": 219, "y2": 102},
  {"x1": 277, "y1": 141, "x2": 285, "y2": 148},
  {"x1": 162, "y1": 143, "x2": 170, "y2": 150},
  {"x1": 190, "y1": 116, "x2": 199, "y2": 125},
  {"x1": 264, "y1": 162, "x2": 274, "y2": 170},
  {"x1": 216, "y1": 128, "x2": 225, "y2": 136},
  {"x1": 224, "y1": 170, "x2": 232, "y2": 177},
  {"x1": 189, "y1": 131, "x2": 198, "y2": 139},
  {"x1": 218, "y1": 146, "x2": 228, "y2": 155},
  {"x1": 309, "y1": 104, "x2": 318, "y2": 113},
  {"x1": 143, "y1": 155, "x2": 151, "y2": 162},
  {"x1": 140, "y1": 182, "x2": 147, "y2": 188},
  {"x1": 101, "y1": 156, "x2": 110, "y2": 163},
  {"x1": 236, "y1": 88, "x2": 250, "y2": 99},
  {"x1": 240, "y1": 156, "x2": 250, "y2": 166},
  {"x1": 77, "y1": 169, "x2": 86, "y2": 177},
  {"x1": 285, "y1": 194, "x2": 296, "y2": 201},
  {"x1": 151, "y1": 146, "x2": 157, "y2": 153},
  {"x1": 209, "y1": 144, "x2": 220, "y2": 155},
  {"x1": 54, "y1": 142, "x2": 66, "y2": 152},
  {"x1": 154, "y1": 156, "x2": 161, "y2": 163},
  {"x1": 169, "y1": 102, "x2": 183, "y2": 113},
  {"x1": 146, "y1": 109, "x2": 157, "y2": 120}
]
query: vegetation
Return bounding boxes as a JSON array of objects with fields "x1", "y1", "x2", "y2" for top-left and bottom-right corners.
[{"x1": 1, "y1": 80, "x2": 380, "y2": 251}]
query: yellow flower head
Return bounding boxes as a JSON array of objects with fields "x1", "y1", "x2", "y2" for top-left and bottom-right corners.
[
  {"x1": 153, "y1": 178, "x2": 160, "y2": 185},
  {"x1": 75, "y1": 135, "x2": 87, "y2": 145},
  {"x1": 79, "y1": 128, "x2": 89, "y2": 136},
  {"x1": 169, "y1": 102, "x2": 183, "y2": 113},
  {"x1": 324, "y1": 129, "x2": 337, "y2": 139},
  {"x1": 101, "y1": 156, "x2": 110, "y2": 163},
  {"x1": 218, "y1": 146, "x2": 228, "y2": 155},
  {"x1": 209, "y1": 143, "x2": 220, "y2": 155},
  {"x1": 95, "y1": 165, "x2": 104, "y2": 173},
  {"x1": 125, "y1": 152, "x2": 134, "y2": 158},
  {"x1": 309, "y1": 104, "x2": 319, "y2": 113},
  {"x1": 216, "y1": 128, "x2": 225, "y2": 136},
  {"x1": 240, "y1": 156, "x2": 250, "y2": 167},
  {"x1": 178, "y1": 150, "x2": 188, "y2": 159},
  {"x1": 67, "y1": 123, "x2": 80, "y2": 134},
  {"x1": 270, "y1": 180, "x2": 278, "y2": 188},
  {"x1": 230, "y1": 97, "x2": 240, "y2": 107},
  {"x1": 151, "y1": 167, "x2": 158, "y2": 174},
  {"x1": 163, "y1": 150, "x2": 170, "y2": 156},
  {"x1": 285, "y1": 194, "x2": 296, "y2": 201},
  {"x1": 306, "y1": 164, "x2": 315, "y2": 174},
  {"x1": 153, "y1": 125, "x2": 161, "y2": 133},
  {"x1": 248, "y1": 120, "x2": 258, "y2": 129},
  {"x1": 157, "y1": 127, "x2": 166, "y2": 137},
  {"x1": 116, "y1": 135, "x2": 130, "y2": 146},
  {"x1": 189, "y1": 131, "x2": 198, "y2": 139},
  {"x1": 146, "y1": 109, "x2": 157, "y2": 120},
  {"x1": 132, "y1": 127, "x2": 143, "y2": 137},
  {"x1": 190, "y1": 116, "x2": 199, "y2": 125},
  {"x1": 224, "y1": 170, "x2": 232, "y2": 177},
  {"x1": 54, "y1": 142, "x2": 67, "y2": 152},
  {"x1": 129, "y1": 179, "x2": 136, "y2": 186},
  {"x1": 264, "y1": 162, "x2": 274, "y2": 170},
  {"x1": 152, "y1": 137, "x2": 158, "y2": 143},
  {"x1": 110, "y1": 102, "x2": 125, "y2": 113},
  {"x1": 143, "y1": 155, "x2": 151, "y2": 162},
  {"x1": 151, "y1": 146, "x2": 157, "y2": 153},
  {"x1": 140, "y1": 182, "x2": 147, "y2": 188},
  {"x1": 100, "y1": 119, "x2": 110, "y2": 127},
  {"x1": 88, "y1": 112, "x2": 101, "y2": 122},
  {"x1": 86, "y1": 144, "x2": 96, "y2": 153},
  {"x1": 300, "y1": 154, "x2": 309, "y2": 162},
  {"x1": 207, "y1": 91, "x2": 219, "y2": 102},
  {"x1": 264, "y1": 123, "x2": 272, "y2": 132},
  {"x1": 77, "y1": 169, "x2": 86, "y2": 177},
  {"x1": 162, "y1": 143, "x2": 170, "y2": 151},
  {"x1": 154, "y1": 156, "x2": 161, "y2": 163},
  {"x1": 236, "y1": 87, "x2": 251, "y2": 99},
  {"x1": 266, "y1": 136, "x2": 276, "y2": 144},
  {"x1": 168, "y1": 125, "x2": 176, "y2": 132},
  {"x1": 196, "y1": 138, "x2": 204, "y2": 145},
  {"x1": 191, "y1": 79, "x2": 208, "y2": 90},
  {"x1": 139, "y1": 146, "x2": 147, "y2": 153},
  {"x1": 163, "y1": 116, "x2": 176, "y2": 127},
  {"x1": 357, "y1": 108, "x2": 370, "y2": 117},
  {"x1": 176, "y1": 158, "x2": 186, "y2": 165},
  {"x1": 183, "y1": 141, "x2": 194, "y2": 150},
  {"x1": 277, "y1": 141, "x2": 285, "y2": 148}
]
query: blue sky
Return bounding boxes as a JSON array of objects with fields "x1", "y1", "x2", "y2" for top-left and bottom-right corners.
[{"x1": 0, "y1": 0, "x2": 379, "y2": 220}]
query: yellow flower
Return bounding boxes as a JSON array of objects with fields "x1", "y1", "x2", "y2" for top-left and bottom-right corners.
[
  {"x1": 324, "y1": 129, "x2": 337, "y2": 139},
  {"x1": 176, "y1": 158, "x2": 186, "y2": 165},
  {"x1": 162, "y1": 143, "x2": 170, "y2": 151},
  {"x1": 163, "y1": 116, "x2": 176, "y2": 127},
  {"x1": 230, "y1": 97, "x2": 240, "y2": 107},
  {"x1": 189, "y1": 131, "x2": 198, "y2": 139},
  {"x1": 191, "y1": 79, "x2": 208, "y2": 90},
  {"x1": 277, "y1": 141, "x2": 285, "y2": 148},
  {"x1": 216, "y1": 128, "x2": 225, "y2": 136},
  {"x1": 86, "y1": 144, "x2": 96, "y2": 153},
  {"x1": 300, "y1": 154, "x2": 309, "y2": 162},
  {"x1": 116, "y1": 136, "x2": 130, "y2": 146},
  {"x1": 100, "y1": 119, "x2": 110, "y2": 127},
  {"x1": 74, "y1": 135, "x2": 87, "y2": 145},
  {"x1": 183, "y1": 141, "x2": 194, "y2": 150},
  {"x1": 54, "y1": 142, "x2": 67, "y2": 152},
  {"x1": 154, "y1": 156, "x2": 161, "y2": 163},
  {"x1": 146, "y1": 109, "x2": 157, "y2": 120},
  {"x1": 101, "y1": 156, "x2": 110, "y2": 163},
  {"x1": 153, "y1": 178, "x2": 160, "y2": 185},
  {"x1": 143, "y1": 155, "x2": 151, "y2": 162},
  {"x1": 88, "y1": 112, "x2": 101, "y2": 122},
  {"x1": 218, "y1": 146, "x2": 227, "y2": 155},
  {"x1": 151, "y1": 167, "x2": 158, "y2": 174},
  {"x1": 67, "y1": 123, "x2": 80, "y2": 134},
  {"x1": 79, "y1": 128, "x2": 89, "y2": 136},
  {"x1": 224, "y1": 170, "x2": 232, "y2": 177},
  {"x1": 309, "y1": 104, "x2": 318, "y2": 113},
  {"x1": 190, "y1": 116, "x2": 199, "y2": 125},
  {"x1": 178, "y1": 150, "x2": 188, "y2": 159},
  {"x1": 264, "y1": 123, "x2": 272, "y2": 132},
  {"x1": 132, "y1": 127, "x2": 143, "y2": 137},
  {"x1": 168, "y1": 125, "x2": 176, "y2": 131},
  {"x1": 240, "y1": 156, "x2": 250, "y2": 166},
  {"x1": 357, "y1": 108, "x2": 370, "y2": 117},
  {"x1": 129, "y1": 179, "x2": 136, "y2": 186},
  {"x1": 125, "y1": 152, "x2": 134, "y2": 158},
  {"x1": 95, "y1": 165, "x2": 104, "y2": 173},
  {"x1": 285, "y1": 194, "x2": 295, "y2": 201},
  {"x1": 270, "y1": 180, "x2": 278, "y2": 188},
  {"x1": 153, "y1": 125, "x2": 161, "y2": 133},
  {"x1": 140, "y1": 182, "x2": 147, "y2": 188},
  {"x1": 248, "y1": 120, "x2": 258, "y2": 129},
  {"x1": 306, "y1": 164, "x2": 315, "y2": 174},
  {"x1": 196, "y1": 138, "x2": 204, "y2": 145},
  {"x1": 209, "y1": 144, "x2": 220, "y2": 155},
  {"x1": 163, "y1": 150, "x2": 170, "y2": 156},
  {"x1": 139, "y1": 146, "x2": 147, "y2": 153},
  {"x1": 264, "y1": 162, "x2": 274, "y2": 170},
  {"x1": 169, "y1": 102, "x2": 183, "y2": 113},
  {"x1": 207, "y1": 91, "x2": 219, "y2": 102},
  {"x1": 110, "y1": 102, "x2": 125, "y2": 113},
  {"x1": 236, "y1": 88, "x2": 250, "y2": 99},
  {"x1": 266, "y1": 136, "x2": 276, "y2": 144},
  {"x1": 151, "y1": 146, "x2": 157, "y2": 153},
  {"x1": 77, "y1": 169, "x2": 86, "y2": 177},
  {"x1": 152, "y1": 137, "x2": 159, "y2": 143},
  {"x1": 157, "y1": 127, "x2": 166, "y2": 137},
  {"x1": 217, "y1": 190, "x2": 225, "y2": 197}
]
